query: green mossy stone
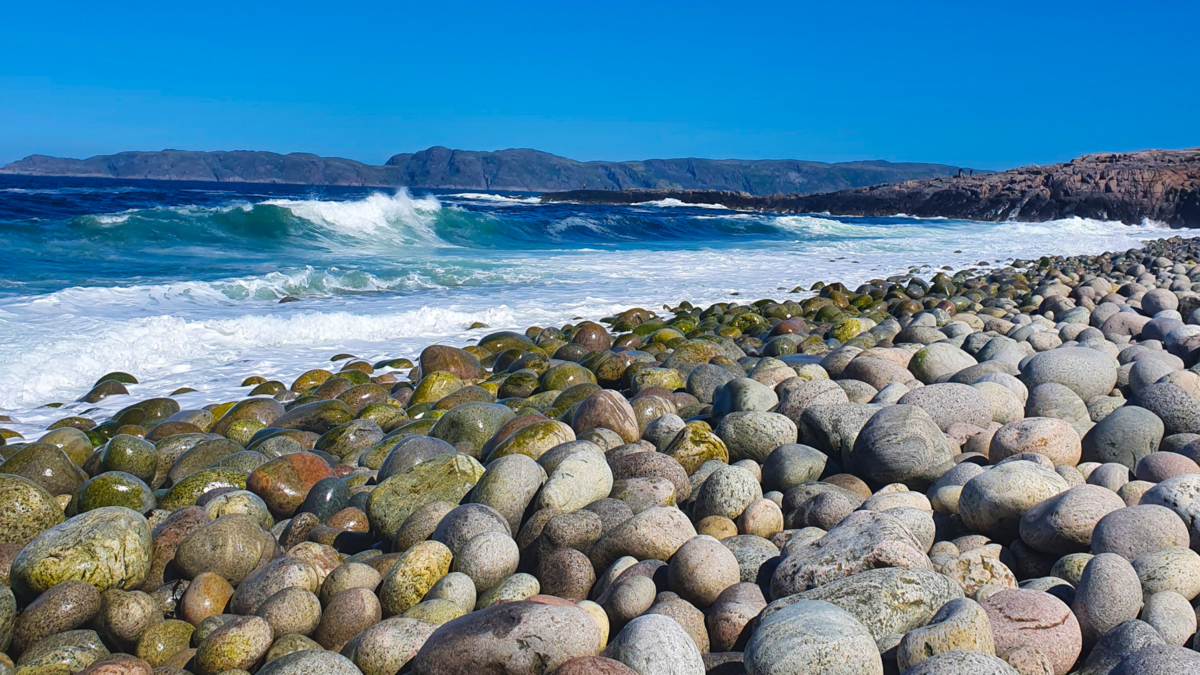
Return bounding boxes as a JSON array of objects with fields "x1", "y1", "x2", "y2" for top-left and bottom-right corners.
[
  {"x1": 16, "y1": 629, "x2": 110, "y2": 673},
  {"x1": 0, "y1": 443, "x2": 89, "y2": 496},
  {"x1": 38, "y1": 427, "x2": 94, "y2": 466},
  {"x1": 0, "y1": 474, "x2": 64, "y2": 545},
  {"x1": 428, "y1": 402, "x2": 516, "y2": 459},
  {"x1": 158, "y1": 468, "x2": 248, "y2": 510},
  {"x1": 248, "y1": 381, "x2": 286, "y2": 396},
  {"x1": 409, "y1": 372, "x2": 464, "y2": 407},
  {"x1": 211, "y1": 398, "x2": 286, "y2": 437},
  {"x1": 273, "y1": 400, "x2": 354, "y2": 435},
  {"x1": 99, "y1": 435, "x2": 157, "y2": 483},
  {"x1": 478, "y1": 331, "x2": 537, "y2": 355},
  {"x1": 497, "y1": 370, "x2": 540, "y2": 399},
  {"x1": 474, "y1": 573, "x2": 540, "y2": 610},
  {"x1": 136, "y1": 619, "x2": 196, "y2": 667},
  {"x1": 74, "y1": 471, "x2": 156, "y2": 515},
  {"x1": 46, "y1": 417, "x2": 97, "y2": 432},
  {"x1": 664, "y1": 421, "x2": 730, "y2": 474},
  {"x1": 11, "y1": 507, "x2": 152, "y2": 600},
  {"x1": 539, "y1": 363, "x2": 596, "y2": 392},
  {"x1": 630, "y1": 367, "x2": 686, "y2": 393},
  {"x1": 355, "y1": 403, "x2": 408, "y2": 431},
  {"x1": 168, "y1": 438, "x2": 245, "y2": 485},
  {"x1": 211, "y1": 451, "x2": 270, "y2": 474},
  {"x1": 377, "y1": 540, "x2": 453, "y2": 616},
  {"x1": 486, "y1": 420, "x2": 576, "y2": 462},
  {"x1": 226, "y1": 420, "x2": 266, "y2": 447},
  {"x1": 374, "y1": 358, "x2": 414, "y2": 370},
  {"x1": 315, "y1": 420, "x2": 384, "y2": 460},
  {"x1": 366, "y1": 453, "x2": 485, "y2": 541}
]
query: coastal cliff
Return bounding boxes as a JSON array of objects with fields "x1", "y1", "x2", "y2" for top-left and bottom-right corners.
[
  {"x1": 542, "y1": 149, "x2": 1200, "y2": 228},
  {"x1": 0, "y1": 147, "x2": 961, "y2": 195}
]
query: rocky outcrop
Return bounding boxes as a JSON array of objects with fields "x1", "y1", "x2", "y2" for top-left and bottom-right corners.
[
  {"x1": 543, "y1": 149, "x2": 1200, "y2": 227},
  {"x1": 0, "y1": 147, "x2": 960, "y2": 194}
]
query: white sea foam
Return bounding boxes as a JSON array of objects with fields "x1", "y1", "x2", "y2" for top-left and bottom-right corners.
[
  {"x1": 446, "y1": 193, "x2": 542, "y2": 204},
  {"x1": 263, "y1": 190, "x2": 454, "y2": 246},
  {"x1": 636, "y1": 198, "x2": 731, "y2": 210}
]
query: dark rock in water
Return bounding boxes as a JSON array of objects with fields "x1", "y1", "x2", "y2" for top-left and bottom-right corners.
[{"x1": 79, "y1": 380, "x2": 129, "y2": 404}]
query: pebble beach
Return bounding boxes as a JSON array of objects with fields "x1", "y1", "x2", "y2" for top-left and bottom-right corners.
[{"x1": 3, "y1": 230, "x2": 1200, "y2": 675}]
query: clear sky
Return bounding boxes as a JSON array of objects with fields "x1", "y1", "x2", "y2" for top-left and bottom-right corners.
[{"x1": 1, "y1": 0, "x2": 1196, "y2": 169}]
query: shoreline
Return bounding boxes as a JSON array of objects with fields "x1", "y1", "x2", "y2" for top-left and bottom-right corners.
[
  {"x1": 1, "y1": 234, "x2": 1200, "y2": 671},
  {"x1": 5, "y1": 233, "x2": 1195, "y2": 437}
]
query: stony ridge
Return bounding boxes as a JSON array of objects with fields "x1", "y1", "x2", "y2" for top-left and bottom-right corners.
[
  {"x1": 0, "y1": 147, "x2": 961, "y2": 195},
  {"x1": 543, "y1": 148, "x2": 1200, "y2": 227}
]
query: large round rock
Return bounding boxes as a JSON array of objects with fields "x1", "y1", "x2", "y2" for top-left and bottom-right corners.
[
  {"x1": 12, "y1": 507, "x2": 152, "y2": 600},
  {"x1": 410, "y1": 600, "x2": 601, "y2": 675},
  {"x1": 1020, "y1": 347, "x2": 1119, "y2": 403},
  {"x1": 959, "y1": 461, "x2": 1070, "y2": 542},
  {"x1": 850, "y1": 405, "x2": 954, "y2": 490},
  {"x1": 603, "y1": 613, "x2": 704, "y2": 675},
  {"x1": 744, "y1": 599, "x2": 883, "y2": 675}
]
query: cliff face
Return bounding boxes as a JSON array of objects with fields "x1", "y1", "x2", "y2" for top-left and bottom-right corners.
[
  {"x1": 544, "y1": 149, "x2": 1200, "y2": 228},
  {"x1": 792, "y1": 149, "x2": 1200, "y2": 227},
  {"x1": 0, "y1": 147, "x2": 961, "y2": 195}
]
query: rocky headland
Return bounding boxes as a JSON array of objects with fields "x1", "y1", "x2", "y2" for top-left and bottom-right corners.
[
  {"x1": 544, "y1": 148, "x2": 1200, "y2": 228},
  {"x1": 3, "y1": 235, "x2": 1200, "y2": 673},
  {"x1": 0, "y1": 147, "x2": 961, "y2": 195}
]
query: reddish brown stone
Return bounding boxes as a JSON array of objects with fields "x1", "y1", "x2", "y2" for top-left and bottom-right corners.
[
  {"x1": 82, "y1": 655, "x2": 153, "y2": 675},
  {"x1": 326, "y1": 507, "x2": 369, "y2": 533},
  {"x1": 982, "y1": 589, "x2": 1081, "y2": 675},
  {"x1": 141, "y1": 507, "x2": 210, "y2": 592},
  {"x1": 247, "y1": 452, "x2": 335, "y2": 517}
]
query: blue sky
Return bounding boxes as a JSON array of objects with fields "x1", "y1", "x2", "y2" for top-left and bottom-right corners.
[{"x1": 1, "y1": 0, "x2": 1196, "y2": 169}]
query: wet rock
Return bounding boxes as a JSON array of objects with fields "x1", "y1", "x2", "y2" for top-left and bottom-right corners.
[
  {"x1": 174, "y1": 514, "x2": 277, "y2": 587},
  {"x1": 12, "y1": 507, "x2": 152, "y2": 601},
  {"x1": 0, "y1": 474, "x2": 64, "y2": 545},
  {"x1": 367, "y1": 452, "x2": 485, "y2": 541}
]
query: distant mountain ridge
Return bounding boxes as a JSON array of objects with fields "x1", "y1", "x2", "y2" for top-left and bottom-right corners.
[{"x1": 0, "y1": 146, "x2": 965, "y2": 195}]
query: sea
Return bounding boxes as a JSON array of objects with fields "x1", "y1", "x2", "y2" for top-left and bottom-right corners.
[{"x1": 0, "y1": 175, "x2": 1183, "y2": 436}]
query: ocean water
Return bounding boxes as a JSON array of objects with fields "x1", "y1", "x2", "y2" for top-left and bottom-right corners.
[{"x1": 0, "y1": 175, "x2": 1183, "y2": 435}]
